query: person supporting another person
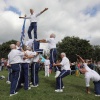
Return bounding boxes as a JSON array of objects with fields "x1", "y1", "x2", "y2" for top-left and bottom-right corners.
[
  {"x1": 53, "y1": 52, "x2": 71, "y2": 92},
  {"x1": 76, "y1": 54, "x2": 100, "y2": 96},
  {"x1": 27, "y1": 51, "x2": 40, "y2": 87},
  {"x1": 19, "y1": 8, "x2": 48, "y2": 39},
  {"x1": 8, "y1": 44, "x2": 25, "y2": 96},
  {"x1": 38, "y1": 33, "x2": 59, "y2": 74}
]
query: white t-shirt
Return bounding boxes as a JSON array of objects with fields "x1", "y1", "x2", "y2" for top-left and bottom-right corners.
[
  {"x1": 24, "y1": 50, "x2": 36, "y2": 63},
  {"x1": 8, "y1": 49, "x2": 24, "y2": 64},
  {"x1": 60, "y1": 57, "x2": 71, "y2": 70},
  {"x1": 83, "y1": 63, "x2": 100, "y2": 87},
  {"x1": 32, "y1": 54, "x2": 41, "y2": 62},
  {"x1": 25, "y1": 39, "x2": 33, "y2": 48},
  {"x1": 44, "y1": 59, "x2": 50, "y2": 66},
  {"x1": 25, "y1": 13, "x2": 40, "y2": 23},
  {"x1": 16, "y1": 46, "x2": 20, "y2": 50},
  {"x1": 46, "y1": 38, "x2": 56, "y2": 49}
]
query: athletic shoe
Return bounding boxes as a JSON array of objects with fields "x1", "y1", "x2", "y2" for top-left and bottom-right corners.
[
  {"x1": 30, "y1": 82, "x2": 32, "y2": 85},
  {"x1": 10, "y1": 92, "x2": 18, "y2": 96},
  {"x1": 55, "y1": 71, "x2": 61, "y2": 78},
  {"x1": 62, "y1": 86, "x2": 65, "y2": 89},
  {"x1": 21, "y1": 83, "x2": 24, "y2": 86},
  {"x1": 30, "y1": 85, "x2": 38, "y2": 87},
  {"x1": 55, "y1": 89, "x2": 63, "y2": 92},
  {"x1": 28, "y1": 87, "x2": 31, "y2": 90},
  {"x1": 1, "y1": 75, "x2": 5, "y2": 79},
  {"x1": 95, "y1": 94, "x2": 100, "y2": 96},
  {"x1": 6, "y1": 81, "x2": 11, "y2": 84}
]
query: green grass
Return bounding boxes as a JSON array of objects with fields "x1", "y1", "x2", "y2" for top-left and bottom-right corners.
[{"x1": 0, "y1": 70, "x2": 100, "y2": 100}]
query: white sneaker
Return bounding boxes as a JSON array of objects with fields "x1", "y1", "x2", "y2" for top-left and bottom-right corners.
[
  {"x1": 28, "y1": 87, "x2": 31, "y2": 90},
  {"x1": 6, "y1": 81, "x2": 11, "y2": 84},
  {"x1": 55, "y1": 89, "x2": 63, "y2": 92},
  {"x1": 29, "y1": 82, "x2": 32, "y2": 85},
  {"x1": 21, "y1": 83, "x2": 24, "y2": 86},
  {"x1": 55, "y1": 71, "x2": 61, "y2": 78},
  {"x1": 62, "y1": 86, "x2": 65, "y2": 89},
  {"x1": 1, "y1": 75, "x2": 5, "y2": 79},
  {"x1": 10, "y1": 92, "x2": 18, "y2": 96},
  {"x1": 30, "y1": 85, "x2": 38, "y2": 87},
  {"x1": 55, "y1": 89, "x2": 60, "y2": 92},
  {"x1": 95, "y1": 94, "x2": 100, "y2": 96}
]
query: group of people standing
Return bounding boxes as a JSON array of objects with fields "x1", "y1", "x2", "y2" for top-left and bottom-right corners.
[{"x1": 7, "y1": 7, "x2": 100, "y2": 97}]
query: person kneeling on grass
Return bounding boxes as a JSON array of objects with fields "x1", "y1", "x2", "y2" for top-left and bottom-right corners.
[
  {"x1": 76, "y1": 54, "x2": 100, "y2": 96},
  {"x1": 53, "y1": 52, "x2": 71, "y2": 92}
]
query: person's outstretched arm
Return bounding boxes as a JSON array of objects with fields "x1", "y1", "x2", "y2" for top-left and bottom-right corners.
[
  {"x1": 76, "y1": 54, "x2": 85, "y2": 63},
  {"x1": 36, "y1": 8, "x2": 48, "y2": 17},
  {"x1": 36, "y1": 39, "x2": 47, "y2": 43},
  {"x1": 19, "y1": 15, "x2": 30, "y2": 19}
]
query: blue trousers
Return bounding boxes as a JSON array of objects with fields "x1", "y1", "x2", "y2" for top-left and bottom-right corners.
[
  {"x1": 94, "y1": 81, "x2": 100, "y2": 94},
  {"x1": 56, "y1": 70, "x2": 70, "y2": 89},
  {"x1": 32, "y1": 62, "x2": 40, "y2": 86},
  {"x1": 33, "y1": 40, "x2": 43, "y2": 53},
  {"x1": 22, "y1": 63, "x2": 29, "y2": 90},
  {"x1": 50, "y1": 48, "x2": 57, "y2": 70},
  {"x1": 28, "y1": 22, "x2": 37, "y2": 39},
  {"x1": 7, "y1": 67, "x2": 12, "y2": 82},
  {"x1": 10, "y1": 64, "x2": 21, "y2": 94}
]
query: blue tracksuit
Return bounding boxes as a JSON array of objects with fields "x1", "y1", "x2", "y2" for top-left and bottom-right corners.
[
  {"x1": 32, "y1": 62, "x2": 40, "y2": 86},
  {"x1": 10, "y1": 64, "x2": 21, "y2": 94},
  {"x1": 28, "y1": 22, "x2": 37, "y2": 39},
  {"x1": 56, "y1": 70, "x2": 70, "y2": 89}
]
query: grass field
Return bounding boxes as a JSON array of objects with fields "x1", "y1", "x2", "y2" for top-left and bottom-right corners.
[{"x1": 0, "y1": 69, "x2": 100, "y2": 100}]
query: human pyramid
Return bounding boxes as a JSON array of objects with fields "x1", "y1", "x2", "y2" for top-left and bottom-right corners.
[{"x1": 7, "y1": 8, "x2": 100, "y2": 97}]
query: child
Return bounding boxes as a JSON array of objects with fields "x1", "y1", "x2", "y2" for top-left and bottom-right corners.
[{"x1": 44, "y1": 56, "x2": 50, "y2": 77}]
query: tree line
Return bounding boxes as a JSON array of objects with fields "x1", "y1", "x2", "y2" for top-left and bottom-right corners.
[{"x1": 0, "y1": 37, "x2": 100, "y2": 62}]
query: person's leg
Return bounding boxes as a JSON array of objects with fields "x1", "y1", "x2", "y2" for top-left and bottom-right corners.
[
  {"x1": 52, "y1": 49, "x2": 58, "y2": 72},
  {"x1": 45, "y1": 66, "x2": 47, "y2": 76},
  {"x1": 35, "y1": 63, "x2": 39, "y2": 85},
  {"x1": 23, "y1": 63, "x2": 29, "y2": 90},
  {"x1": 7, "y1": 67, "x2": 12, "y2": 82},
  {"x1": 56, "y1": 70, "x2": 70, "y2": 90},
  {"x1": 32, "y1": 62, "x2": 36, "y2": 86},
  {"x1": 94, "y1": 81, "x2": 100, "y2": 95},
  {"x1": 33, "y1": 22, "x2": 37, "y2": 39},
  {"x1": 28, "y1": 23, "x2": 34, "y2": 39},
  {"x1": 10, "y1": 64, "x2": 21, "y2": 94},
  {"x1": 47, "y1": 66, "x2": 49, "y2": 77}
]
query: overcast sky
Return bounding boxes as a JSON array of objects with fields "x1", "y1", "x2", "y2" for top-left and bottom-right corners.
[{"x1": 0, "y1": 0, "x2": 100, "y2": 49}]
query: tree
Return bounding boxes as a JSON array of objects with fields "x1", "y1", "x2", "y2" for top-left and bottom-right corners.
[
  {"x1": 0, "y1": 40, "x2": 17, "y2": 59},
  {"x1": 57, "y1": 36, "x2": 93, "y2": 62},
  {"x1": 92, "y1": 45, "x2": 100, "y2": 61}
]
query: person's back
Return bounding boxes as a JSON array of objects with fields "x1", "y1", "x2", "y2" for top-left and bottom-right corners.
[{"x1": 8, "y1": 49, "x2": 24, "y2": 64}]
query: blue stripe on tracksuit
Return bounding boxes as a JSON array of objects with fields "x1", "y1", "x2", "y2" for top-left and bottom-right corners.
[
  {"x1": 22, "y1": 63, "x2": 29, "y2": 90},
  {"x1": 56, "y1": 70, "x2": 70, "y2": 89},
  {"x1": 50, "y1": 48, "x2": 58, "y2": 71},
  {"x1": 32, "y1": 62, "x2": 40, "y2": 86},
  {"x1": 93, "y1": 81, "x2": 100, "y2": 94},
  {"x1": 28, "y1": 22, "x2": 37, "y2": 39},
  {"x1": 10, "y1": 63, "x2": 21, "y2": 94}
]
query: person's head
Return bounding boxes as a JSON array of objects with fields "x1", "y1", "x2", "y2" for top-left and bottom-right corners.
[
  {"x1": 10, "y1": 44, "x2": 16, "y2": 49},
  {"x1": 50, "y1": 33, "x2": 56, "y2": 38},
  {"x1": 16, "y1": 41, "x2": 20, "y2": 47},
  {"x1": 61, "y1": 52, "x2": 66, "y2": 58},
  {"x1": 79, "y1": 68, "x2": 87, "y2": 74},
  {"x1": 30, "y1": 9, "x2": 34, "y2": 14},
  {"x1": 46, "y1": 56, "x2": 49, "y2": 59}
]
